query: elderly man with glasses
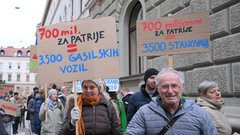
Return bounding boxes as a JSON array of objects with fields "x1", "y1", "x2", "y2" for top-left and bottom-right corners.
[{"x1": 125, "y1": 68, "x2": 218, "y2": 135}]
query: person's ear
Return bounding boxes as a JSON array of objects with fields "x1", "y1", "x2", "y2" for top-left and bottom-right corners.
[{"x1": 180, "y1": 84, "x2": 184, "y2": 92}]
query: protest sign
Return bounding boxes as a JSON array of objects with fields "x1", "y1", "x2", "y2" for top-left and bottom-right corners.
[
  {"x1": 0, "y1": 84, "x2": 14, "y2": 96},
  {"x1": 75, "y1": 80, "x2": 82, "y2": 93},
  {"x1": 75, "y1": 78, "x2": 119, "y2": 93},
  {"x1": 37, "y1": 17, "x2": 119, "y2": 84},
  {"x1": 104, "y1": 78, "x2": 119, "y2": 92},
  {"x1": 30, "y1": 45, "x2": 38, "y2": 73},
  {"x1": 0, "y1": 100, "x2": 17, "y2": 116},
  {"x1": 137, "y1": 11, "x2": 210, "y2": 56}
]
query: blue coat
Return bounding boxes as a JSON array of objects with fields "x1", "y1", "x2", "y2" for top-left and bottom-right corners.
[
  {"x1": 125, "y1": 99, "x2": 219, "y2": 135},
  {"x1": 127, "y1": 84, "x2": 159, "y2": 124},
  {"x1": 34, "y1": 96, "x2": 44, "y2": 135}
]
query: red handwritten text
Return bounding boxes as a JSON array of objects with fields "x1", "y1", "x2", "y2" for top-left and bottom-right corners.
[
  {"x1": 142, "y1": 20, "x2": 162, "y2": 31},
  {"x1": 165, "y1": 19, "x2": 202, "y2": 29},
  {"x1": 38, "y1": 26, "x2": 79, "y2": 40},
  {"x1": 1, "y1": 104, "x2": 16, "y2": 112}
]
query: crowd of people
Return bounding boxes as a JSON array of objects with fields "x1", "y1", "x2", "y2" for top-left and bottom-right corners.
[{"x1": 0, "y1": 67, "x2": 239, "y2": 135}]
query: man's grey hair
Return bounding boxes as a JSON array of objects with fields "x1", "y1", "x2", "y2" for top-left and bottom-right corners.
[
  {"x1": 155, "y1": 68, "x2": 184, "y2": 86},
  {"x1": 197, "y1": 80, "x2": 218, "y2": 94}
]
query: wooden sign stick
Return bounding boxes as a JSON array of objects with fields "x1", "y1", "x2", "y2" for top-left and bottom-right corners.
[
  {"x1": 168, "y1": 55, "x2": 173, "y2": 68},
  {"x1": 73, "y1": 81, "x2": 79, "y2": 135},
  {"x1": 167, "y1": 14, "x2": 174, "y2": 68}
]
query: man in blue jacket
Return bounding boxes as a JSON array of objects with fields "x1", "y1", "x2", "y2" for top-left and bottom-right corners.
[
  {"x1": 125, "y1": 68, "x2": 218, "y2": 135},
  {"x1": 127, "y1": 68, "x2": 159, "y2": 124}
]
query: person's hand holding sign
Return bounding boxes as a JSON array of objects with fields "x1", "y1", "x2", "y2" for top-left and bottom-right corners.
[
  {"x1": 43, "y1": 104, "x2": 48, "y2": 112},
  {"x1": 71, "y1": 107, "x2": 80, "y2": 126}
]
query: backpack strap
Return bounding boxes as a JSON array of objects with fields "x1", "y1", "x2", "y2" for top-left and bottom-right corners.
[{"x1": 157, "y1": 113, "x2": 184, "y2": 135}]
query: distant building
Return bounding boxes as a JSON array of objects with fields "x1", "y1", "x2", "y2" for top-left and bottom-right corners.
[{"x1": 0, "y1": 46, "x2": 36, "y2": 97}]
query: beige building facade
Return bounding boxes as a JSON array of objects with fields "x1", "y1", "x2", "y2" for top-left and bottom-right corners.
[{"x1": 0, "y1": 46, "x2": 37, "y2": 97}]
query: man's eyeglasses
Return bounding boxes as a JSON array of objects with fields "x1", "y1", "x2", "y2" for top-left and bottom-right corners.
[{"x1": 158, "y1": 83, "x2": 182, "y2": 91}]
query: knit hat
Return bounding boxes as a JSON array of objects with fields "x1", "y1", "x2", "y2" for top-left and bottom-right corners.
[
  {"x1": 61, "y1": 86, "x2": 70, "y2": 92},
  {"x1": 144, "y1": 68, "x2": 159, "y2": 83},
  {"x1": 48, "y1": 88, "x2": 57, "y2": 97},
  {"x1": 33, "y1": 89, "x2": 39, "y2": 96},
  {"x1": 82, "y1": 80, "x2": 102, "y2": 91}
]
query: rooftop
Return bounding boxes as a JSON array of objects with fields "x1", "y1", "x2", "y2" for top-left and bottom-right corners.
[{"x1": 0, "y1": 46, "x2": 30, "y2": 57}]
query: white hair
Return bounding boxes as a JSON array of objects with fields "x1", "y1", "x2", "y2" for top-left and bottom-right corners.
[{"x1": 155, "y1": 68, "x2": 184, "y2": 86}]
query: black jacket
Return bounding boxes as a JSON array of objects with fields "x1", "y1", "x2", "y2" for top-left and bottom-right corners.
[{"x1": 126, "y1": 84, "x2": 159, "y2": 124}]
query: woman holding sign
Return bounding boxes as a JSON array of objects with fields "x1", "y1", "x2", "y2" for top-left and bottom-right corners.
[
  {"x1": 1, "y1": 95, "x2": 14, "y2": 135},
  {"x1": 39, "y1": 89, "x2": 64, "y2": 135},
  {"x1": 59, "y1": 80, "x2": 121, "y2": 135}
]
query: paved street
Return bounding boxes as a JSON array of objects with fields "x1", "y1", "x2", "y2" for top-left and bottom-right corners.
[
  {"x1": 17, "y1": 126, "x2": 31, "y2": 135},
  {"x1": 7, "y1": 111, "x2": 40, "y2": 135},
  {"x1": 14, "y1": 114, "x2": 31, "y2": 135}
]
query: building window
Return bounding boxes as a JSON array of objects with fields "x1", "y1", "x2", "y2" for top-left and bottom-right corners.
[
  {"x1": 0, "y1": 63, "x2": 3, "y2": 70},
  {"x1": 26, "y1": 75, "x2": 30, "y2": 82},
  {"x1": 59, "y1": 16, "x2": 62, "y2": 22},
  {"x1": 8, "y1": 74, "x2": 12, "y2": 81},
  {"x1": 8, "y1": 63, "x2": 12, "y2": 69},
  {"x1": 26, "y1": 50, "x2": 30, "y2": 56},
  {"x1": 17, "y1": 50, "x2": 22, "y2": 56},
  {"x1": 64, "y1": 5, "x2": 68, "y2": 22},
  {"x1": 128, "y1": 2, "x2": 143, "y2": 75},
  {"x1": 26, "y1": 63, "x2": 29, "y2": 70},
  {"x1": 82, "y1": 0, "x2": 90, "y2": 12},
  {"x1": 0, "y1": 50, "x2": 4, "y2": 56},
  {"x1": 17, "y1": 63, "x2": 21, "y2": 69},
  {"x1": 17, "y1": 74, "x2": 21, "y2": 82},
  {"x1": 0, "y1": 74, "x2": 3, "y2": 82}
]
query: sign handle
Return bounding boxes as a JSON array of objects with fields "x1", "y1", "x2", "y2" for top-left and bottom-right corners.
[
  {"x1": 168, "y1": 55, "x2": 173, "y2": 68},
  {"x1": 73, "y1": 81, "x2": 79, "y2": 135},
  {"x1": 44, "y1": 84, "x2": 48, "y2": 123}
]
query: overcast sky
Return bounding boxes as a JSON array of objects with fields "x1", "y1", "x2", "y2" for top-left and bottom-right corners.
[{"x1": 0, "y1": 0, "x2": 46, "y2": 48}]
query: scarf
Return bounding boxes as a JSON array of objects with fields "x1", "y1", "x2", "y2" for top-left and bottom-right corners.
[
  {"x1": 76, "y1": 94, "x2": 100, "y2": 135},
  {"x1": 48, "y1": 98, "x2": 57, "y2": 110},
  {"x1": 202, "y1": 97, "x2": 224, "y2": 110},
  {"x1": 82, "y1": 94, "x2": 101, "y2": 106}
]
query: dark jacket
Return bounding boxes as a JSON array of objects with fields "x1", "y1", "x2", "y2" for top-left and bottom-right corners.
[
  {"x1": 26, "y1": 95, "x2": 34, "y2": 120},
  {"x1": 1, "y1": 114, "x2": 13, "y2": 124},
  {"x1": 34, "y1": 96, "x2": 45, "y2": 135},
  {"x1": 28, "y1": 98, "x2": 35, "y2": 131},
  {"x1": 28, "y1": 98, "x2": 35, "y2": 113},
  {"x1": 58, "y1": 95, "x2": 66, "y2": 108},
  {"x1": 127, "y1": 84, "x2": 159, "y2": 124},
  {"x1": 122, "y1": 93, "x2": 133, "y2": 114},
  {"x1": 59, "y1": 94, "x2": 121, "y2": 135},
  {"x1": 0, "y1": 113, "x2": 8, "y2": 135}
]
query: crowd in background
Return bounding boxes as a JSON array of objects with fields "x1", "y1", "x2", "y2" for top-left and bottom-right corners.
[{"x1": 0, "y1": 68, "x2": 239, "y2": 135}]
